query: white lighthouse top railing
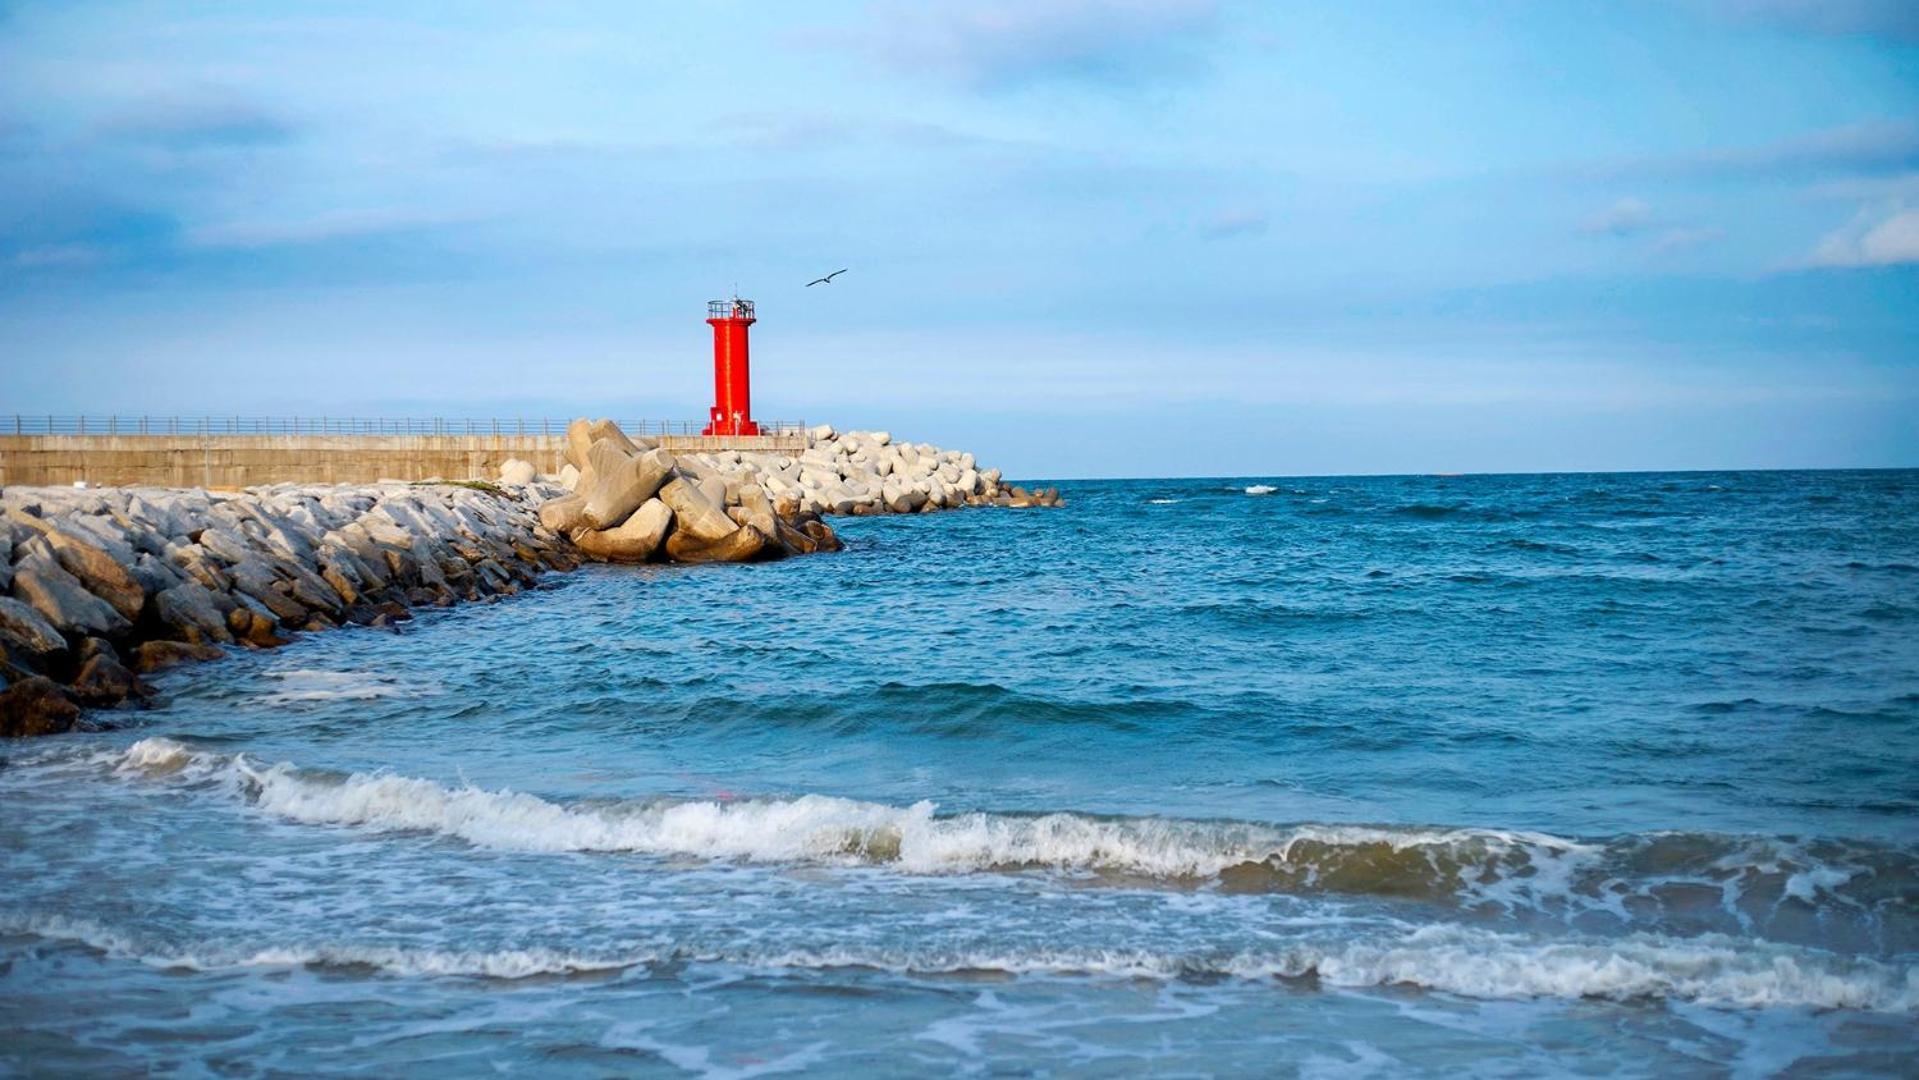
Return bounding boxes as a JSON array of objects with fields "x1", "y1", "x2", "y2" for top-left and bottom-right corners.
[{"x1": 707, "y1": 298, "x2": 755, "y2": 319}]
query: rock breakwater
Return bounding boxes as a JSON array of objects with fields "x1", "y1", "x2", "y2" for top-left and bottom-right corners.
[
  {"x1": 1, "y1": 418, "x2": 1055, "y2": 735},
  {"x1": 553, "y1": 422, "x2": 1062, "y2": 516},
  {"x1": 0, "y1": 477, "x2": 583, "y2": 735}
]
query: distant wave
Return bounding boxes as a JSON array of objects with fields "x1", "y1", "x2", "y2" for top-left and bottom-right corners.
[
  {"x1": 1243, "y1": 485, "x2": 1278, "y2": 495},
  {"x1": 114, "y1": 739, "x2": 1918, "y2": 950},
  {"x1": 8, "y1": 910, "x2": 1913, "y2": 1012}
]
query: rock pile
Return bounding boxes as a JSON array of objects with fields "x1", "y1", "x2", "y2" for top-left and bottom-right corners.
[
  {"x1": 532, "y1": 418, "x2": 845, "y2": 564},
  {"x1": 554, "y1": 422, "x2": 1063, "y2": 516},
  {"x1": 0, "y1": 478, "x2": 580, "y2": 736}
]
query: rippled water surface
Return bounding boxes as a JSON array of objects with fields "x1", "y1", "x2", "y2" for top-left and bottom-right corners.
[{"x1": 4, "y1": 470, "x2": 1917, "y2": 1076}]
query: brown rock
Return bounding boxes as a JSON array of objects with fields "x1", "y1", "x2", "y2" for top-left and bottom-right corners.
[
  {"x1": 0, "y1": 676, "x2": 81, "y2": 737},
  {"x1": 131, "y1": 640, "x2": 225, "y2": 674},
  {"x1": 802, "y1": 520, "x2": 844, "y2": 553},
  {"x1": 664, "y1": 524, "x2": 769, "y2": 564},
  {"x1": 773, "y1": 516, "x2": 817, "y2": 555},
  {"x1": 0, "y1": 596, "x2": 67, "y2": 661},
  {"x1": 69, "y1": 652, "x2": 149, "y2": 707},
  {"x1": 11, "y1": 544, "x2": 131, "y2": 638}
]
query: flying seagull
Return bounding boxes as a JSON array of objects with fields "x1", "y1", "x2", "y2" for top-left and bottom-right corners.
[{"x1": 806, "y1": 268, "x2": 848, "y2": 287}]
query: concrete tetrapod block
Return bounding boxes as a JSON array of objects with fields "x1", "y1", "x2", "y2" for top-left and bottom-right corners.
[
  {"x1": 580, "y1": 446, "x2": 674, "y2": 531},
  {"x1": 664, "y1": 523, "x2": 768, "y2": 564},
  {"x1": 538, "y1": 493, "x2": 588, "y2": 536},
  {"x1": 657, "y1": 477, "x2": 737, "y2": 544},
  {"x1": 573, "y1": 498, "x2": 672, "y2": 564}
]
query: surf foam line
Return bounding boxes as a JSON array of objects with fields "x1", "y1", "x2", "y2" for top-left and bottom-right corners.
[
  {"x1": 113, "y1": 739, "x2": 1916, "y2": 927},
  {"x1": 6, "y1": 911, "x2": 1913, "y2": 1012}
]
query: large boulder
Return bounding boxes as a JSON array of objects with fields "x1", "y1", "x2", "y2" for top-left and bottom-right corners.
[
  {"x1": 154, "y1": 582, "x2": 234, "y2": 644},
  {"x1": 69, "y1": 649, "x2": 148, "y2": 706},
  {"x1": 44, "y1": 529, "x2": 144, "y2": 622},
  {"x1": 657, "y1": 477, "x2": 736, "y2": 544},
  {"x1": 573, "y1": 498, "x2": 672, "y2": 564},
  {"x1": 580, "y1": 447, "x2": 675, "y2": 530},
  {"x1": 10, "y1": 544, "x2": 130, "y2": 637},
  {"x1": 131, "y1": 640, "x2": 225, "y2": 674},
  {"x1": 0, "y1": 676, "x2": 81, "y2": 737},
  {"x1": 0, "y1": 596, "x2": 66, "y2": 661},
  {"x1": 498, "y1": 458, "x2": 537, "y2": 485},
  {"x1": 664, "y1": 524, "x2": 768, "y2": 564}
]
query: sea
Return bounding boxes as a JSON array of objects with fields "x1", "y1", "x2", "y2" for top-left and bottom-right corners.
[{"x1": 2, "y1": 469, "x2": 1915, "y2": 1077}]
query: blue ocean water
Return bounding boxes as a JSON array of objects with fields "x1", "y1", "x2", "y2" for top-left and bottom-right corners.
[{"x1": 3, "y1": 469, "x2": 1916, "y2": 1076}]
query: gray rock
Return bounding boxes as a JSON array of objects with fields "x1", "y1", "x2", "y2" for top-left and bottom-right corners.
[
  {"x1": 11, "y1": 543, "x2": 131, "y2": 637},
  {"x1": 154, "y1": 582, "x2": 234, "y2": 644},
  {"x1": 0, "y1": 595, "x2": 67, "y2": 659}
]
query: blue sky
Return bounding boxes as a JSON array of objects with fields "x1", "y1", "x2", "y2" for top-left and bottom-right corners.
[{"x1": 1, "y1": 0, "x2": 1914, "y2": 477}]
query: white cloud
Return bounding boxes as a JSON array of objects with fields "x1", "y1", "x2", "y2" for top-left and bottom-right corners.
[
  {"x1": 1580, "y1": 197, "x2": 1656, "y2": 236},
  {"x1": 1809, "y1": 203, "x2": 1919, "y2": 267}
]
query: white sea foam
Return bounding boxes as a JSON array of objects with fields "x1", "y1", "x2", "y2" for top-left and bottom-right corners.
[
  {"x1": 1244, "y1": 485, "x2": 1278, "y2": 495},
  {"x1": 7, "y1": 911, "x2": 1912, "y2": 1012},
  {"x1": 120, "y1": 741, "x2": 1593, "y2": 885},
  {"x1": 256, "y1": 668, "x2": 436, "y2": 704}
]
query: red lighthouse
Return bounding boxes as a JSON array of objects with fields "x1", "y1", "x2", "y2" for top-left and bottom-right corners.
[{"x1": 703, "y1": 297, "x2": 760, "y2": 436}]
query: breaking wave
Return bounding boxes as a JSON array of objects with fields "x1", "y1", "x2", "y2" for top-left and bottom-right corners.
[
  {"x1": 8, "y1": 911, "x2": 1913, "y2": 1012},
  {"x1": 113, "y1": 739, "x2": 1918, "y2": 952}
]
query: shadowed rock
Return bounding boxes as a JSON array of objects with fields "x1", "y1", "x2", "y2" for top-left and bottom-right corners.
[
  {"x1": 0, "y1": 596, "x2": 67, "y2": 661},
  {"x1": 0, "y1": 676, "x2": 81, "y2": 737},
  {"x1": 69, "y1": 648, "x2": 149, "y2": 707},
  {"x1": 131, "y1": 640, "x2": 226, "y2": 673}
]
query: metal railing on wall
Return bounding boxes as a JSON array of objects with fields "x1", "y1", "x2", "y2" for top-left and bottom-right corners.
[{"x1": 0, "y1": 416, "x2": 809, "y2": 438}]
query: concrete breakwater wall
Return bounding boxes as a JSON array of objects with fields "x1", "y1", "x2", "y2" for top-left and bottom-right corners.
[{"x1": 0, "y1": 434, "x2": 564, "y2": 488}]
